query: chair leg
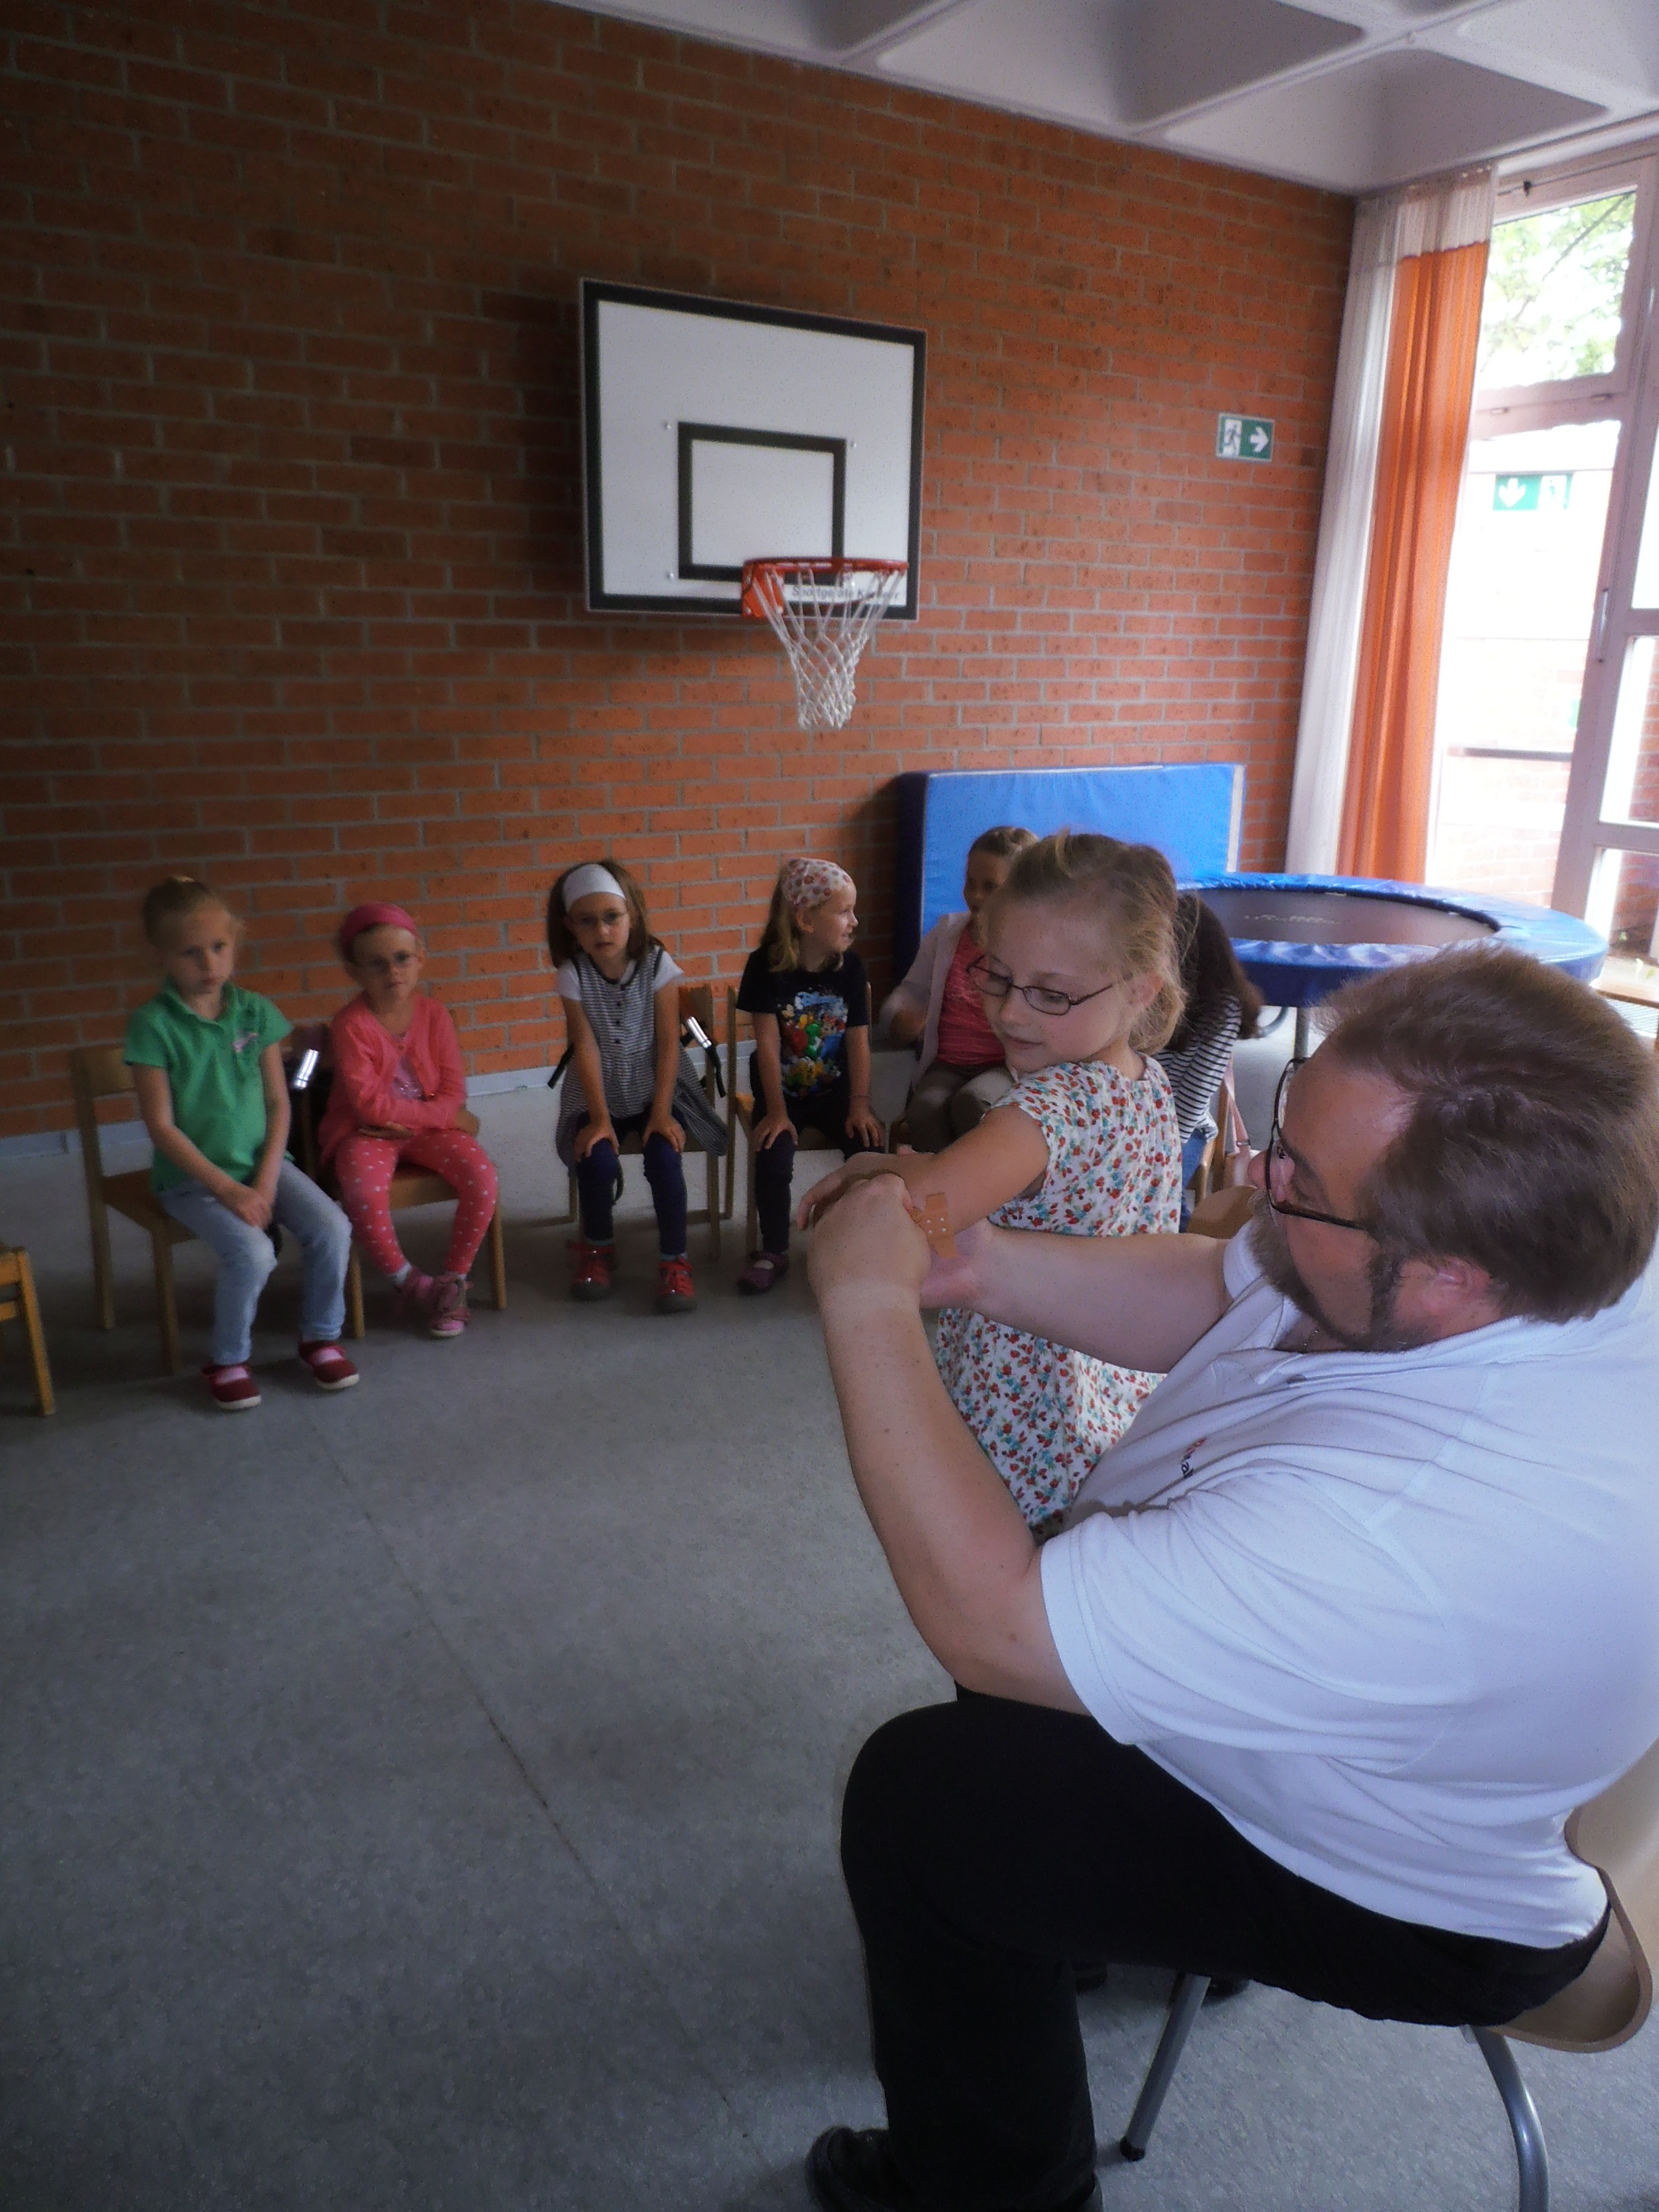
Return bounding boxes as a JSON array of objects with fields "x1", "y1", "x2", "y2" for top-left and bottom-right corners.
[
  {"x1": 487, "y1": 1208, "x2": 507, "y2": 1310},
  {"x1": 346, "y1": 1248, "x2": 365, "y2": 1340},
  {"x1": 707, "y1": 1150, "x2": 721, "y2": 1261},
  {"x1": 744, "y1": 1133, "x2": 758, "y2": 1255},
  {"x1": 1119, "y1": 1973, "x2": 1209, "y2": 2162},
  {"x1": 565, "y1": 1171, "x2": 579, "y2": 1228},
  {"x1": 1471, "y1": 2029, "x2": 1550, "y2": 2212},
  {"x1": 91, "y1": 1198, "x2": 115, "y2": 1330},
  {"x1": 151, "y1": 1229, "x2": 182, "y2": 1375},
  {"x1": 15, "y1": 1252, "x2": 56, "y2": 1416}
]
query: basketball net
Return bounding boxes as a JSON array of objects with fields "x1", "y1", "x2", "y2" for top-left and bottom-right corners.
[{"x1": 741, "y1": 557, "x2": 907, "y2": 732}]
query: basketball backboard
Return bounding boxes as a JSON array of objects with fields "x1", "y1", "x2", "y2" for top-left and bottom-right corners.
[{"x1": 581, "y1": 281, "x2": 925, "y2": 618}]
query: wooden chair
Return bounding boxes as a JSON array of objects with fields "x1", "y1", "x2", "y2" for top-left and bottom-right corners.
[
  {"x1": 1116, "y1": 1733, "x2": 1659, "y2": 2212},
  {"x1": 0, "y1": 1245, "x2": 55, "y2": 1414},
  {"x1": 1184, "y1": 1067, "x2": 1245, "y2": 1209},
  {"x1": 70, "y1": 1044, "x2": 195, "y2": 1373},
  {"x1": 723, "y1": 987, "x2": 844, "y2": 1254},
  {"x1": 289, "y1": 1058, "x2": 508, "y2": 1337},
  {"x1": 558, "y1": 984, "x2": 724, "y2": 1258}
]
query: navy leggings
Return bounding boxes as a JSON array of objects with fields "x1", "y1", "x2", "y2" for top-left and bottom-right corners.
[
  {"x1": 570, "y1": 1111, "x2": 687, "y2": 1256},
  {"x1": 752, "y1": 1077, "x2": 881, "y2": 1253}
]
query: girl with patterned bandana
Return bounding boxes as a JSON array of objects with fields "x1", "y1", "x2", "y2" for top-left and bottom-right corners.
[{"x1": 734, "y1": 856, "x2": 884, "y2": 1296}]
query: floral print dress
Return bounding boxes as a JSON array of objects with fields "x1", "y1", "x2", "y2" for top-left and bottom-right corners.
[{"x1": 934, "y1": 1055, "x2": 1181, "y2": 1534}]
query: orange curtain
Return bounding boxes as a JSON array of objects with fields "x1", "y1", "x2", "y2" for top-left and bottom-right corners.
[{"x1": 1336, "y1": 238, "x2": 1488, "y2": 880}]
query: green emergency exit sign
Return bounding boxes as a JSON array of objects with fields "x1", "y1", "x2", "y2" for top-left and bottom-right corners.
[
  {"x1": 1492, "y1": 472, "x2": 1572, "y2": 512},
  {"x1": 1217, "y1": 414, "x2": 1273, "y2": 462}
]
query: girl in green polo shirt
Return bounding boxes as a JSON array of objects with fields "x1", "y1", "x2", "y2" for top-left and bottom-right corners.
[{"x1": 124, "y1": 878, "x2": 359, "y2": 1411}]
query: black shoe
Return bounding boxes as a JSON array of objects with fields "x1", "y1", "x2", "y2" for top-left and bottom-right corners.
[
  {"x1": 1204, "y1": 1974, "x2": 1251, "y2": 2003},
  {"x1": 1073, "y1": 1959, "x2": 1109, "y2": 1995},
  {"x1": 806, "y1": 2126, "x2": 1101, "y2": 2212}
]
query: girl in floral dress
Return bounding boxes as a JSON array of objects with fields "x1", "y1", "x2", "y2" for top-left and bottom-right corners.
[{"x1": 802, "y1": 830, "x2": 1183, "y2": 1534}]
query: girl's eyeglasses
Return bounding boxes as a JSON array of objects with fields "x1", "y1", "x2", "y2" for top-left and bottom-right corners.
[
  {"x1": 1266, "y1": 1059, "x2": 1373, "y2": 1234},
  {"x1": 966, "y1": 955, "x2": 1121, "y2": 1018}
]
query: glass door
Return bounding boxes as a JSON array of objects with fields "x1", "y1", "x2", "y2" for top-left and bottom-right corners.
[
  {"x1": 1427, "y1": 153, "x2": 1657, "y2": 909},
  {"x1": 1554, "y1": 384, "x2": 1659, "y2": 964}
]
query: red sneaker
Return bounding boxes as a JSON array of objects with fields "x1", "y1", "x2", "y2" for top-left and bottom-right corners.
[
  {"x1": 569, "y1": 1239, "x2": 615, "y2": 1302},
  {"x1": 654, "y1": 1256, "x2": 697, "y2": 1314},
  {"x1": 202, "y1": 1362, "x2": 260, "y2": 1412},
  {"x1": 298, "y1": 1339, "x2": 359, "y2": 1391}
]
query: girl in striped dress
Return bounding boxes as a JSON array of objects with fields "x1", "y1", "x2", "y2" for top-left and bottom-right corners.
[
  {"x1": 1155, "y1": 893, "x2": 1262, "y2": 1217},
  {"x1": 549, "y1": 859, "x2": 726, "y2": 1315}
]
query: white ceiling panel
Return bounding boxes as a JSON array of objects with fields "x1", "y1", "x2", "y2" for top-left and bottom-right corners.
[{"x1": 577, "y1": 0, "x2": 1659, "y2": 193}]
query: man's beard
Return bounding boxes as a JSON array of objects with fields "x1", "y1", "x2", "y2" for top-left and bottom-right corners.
[{"x1": 1247, "y1": 1202, "x2": 1433, "y2": 1354}]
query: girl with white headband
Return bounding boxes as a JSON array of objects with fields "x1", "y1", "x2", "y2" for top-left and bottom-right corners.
[
  {"x1": 733, "y1": 854, "x2": 883, "y2": 1295},
  {"x1": 547, "y1": 858, "x2": 726, "y2": 1312}
]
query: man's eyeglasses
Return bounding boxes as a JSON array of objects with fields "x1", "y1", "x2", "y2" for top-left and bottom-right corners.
[
  {"x1": 967, "y1": 955, "x2": 1121, "y2": 1018},
  {"x1": 1265, "y1": 1058, "x2": 1373, "y2": 1234}
]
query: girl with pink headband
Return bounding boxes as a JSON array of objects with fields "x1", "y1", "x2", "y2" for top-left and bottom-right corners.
[
  {"x1": 316, "y1": 902, "x2": 499, "y2": 1339},
  {"x1": 733, "y1": 854, "x2": 883, "y2": 1295}
]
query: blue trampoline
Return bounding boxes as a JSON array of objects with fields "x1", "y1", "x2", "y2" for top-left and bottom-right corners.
[{"x1": 1186, "y1": 873, "x2": 1607, "y2": 1053}]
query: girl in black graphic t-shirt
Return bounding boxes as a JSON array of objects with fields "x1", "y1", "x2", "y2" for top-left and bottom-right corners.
[{"x1": 735, "y1": 856, "x2": 883, "y2": 1293}]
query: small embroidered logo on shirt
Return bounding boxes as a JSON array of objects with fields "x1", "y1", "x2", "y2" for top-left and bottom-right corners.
[
  {"x1": 231, "y1": 1029, "x2": 261, "y2": 1058},
  {"x1": 1180, "y1": 1437, "x2": 1208, "y2": 1479}
]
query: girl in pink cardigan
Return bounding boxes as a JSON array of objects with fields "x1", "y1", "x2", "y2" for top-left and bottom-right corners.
[
  {"x1": 881, "y1": 824, "x2": 1034, "y2": 1150},
  {"x1": 319, "y1": 902, "x2": 499, "y2": 1338}
]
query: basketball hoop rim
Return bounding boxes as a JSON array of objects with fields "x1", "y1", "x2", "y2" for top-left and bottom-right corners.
[{"x1": 740, "y1": 555, "x2": 908, "y2": 620}]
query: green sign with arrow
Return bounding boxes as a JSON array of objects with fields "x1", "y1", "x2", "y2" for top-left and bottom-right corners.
[
  {"x1": 1216, "y1": 414, "x2": 1273, "y2": 463},
  {"x1": 1492, "y1": 473, "x2": 1572, "y2": 512}
]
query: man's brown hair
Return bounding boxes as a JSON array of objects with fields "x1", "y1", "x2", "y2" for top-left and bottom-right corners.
[{"x1": 1319, "y1": 946, "x2": 1659, "y2": 1321}]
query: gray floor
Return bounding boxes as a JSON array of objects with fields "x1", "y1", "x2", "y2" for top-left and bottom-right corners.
[{"x1": 3, "y1": 1077, "x2": 1657, "y2": 2211}]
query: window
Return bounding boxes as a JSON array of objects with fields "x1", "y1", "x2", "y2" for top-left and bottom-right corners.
[{"x1": 1427, "y1": 152, "x2": 1659, "y2": 917}]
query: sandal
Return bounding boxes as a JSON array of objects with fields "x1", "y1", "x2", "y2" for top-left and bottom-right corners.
[
  {"x1": 298, "y1": 1340, "x2": 359, "y2": 1392},
  {"x1": 737, "y1": 1251, "x2": 789, "y2": 1295}
]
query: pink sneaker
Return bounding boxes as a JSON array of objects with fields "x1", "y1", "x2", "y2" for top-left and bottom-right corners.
[
  {"x1": 424, "y1": 1271, "x2": 468, "y2": 1338},
  {"x1": 203, "y1": 1362, "x2": 260, "y2": 1412},
  {"x1": 298, "y1": 1340, "x2": 359, "y2": 1392},
  {"x1": 394, "y1": 1269, "x2": 435, "y2": 1325}
]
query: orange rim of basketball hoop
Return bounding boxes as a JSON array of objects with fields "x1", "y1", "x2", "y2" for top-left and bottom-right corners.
[
  {"x1": 739, "y1": 556, "x2": 907, "y2": 620},
  {"x1": 739, "y1": 557, "x2": 909, "y2": 732}
]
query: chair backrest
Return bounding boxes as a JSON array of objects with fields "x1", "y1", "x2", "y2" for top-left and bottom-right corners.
[
  {"x1": 727, "y1": 985, "x2": 745, "y2": 1104},
  {"x1": 1501, "y1": 1734, "x2": 1659, "y2": 2052},
  {"x1": 69, "y1": 1044, "x2": 135, "y2": 1187}
]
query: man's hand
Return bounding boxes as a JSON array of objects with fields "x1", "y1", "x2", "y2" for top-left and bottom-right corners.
[
  {"x1": 221, "y1": 1180, "x2": 272, "y2": 1229},
  {"x1": 807, "y1": 1171, "x2": 932, "y2": 1315},
  {"x1": 572, "y1": 1118, "x2": 616, "y2": 1161},
  {"x1": 752, "y1": 1106, "x2": 794, "y2": 1152},
  {"x1": 795, "y1": 1148, "x2": 902, "y2": 1228},
  {"x1": 645, "y1": 1110, "x2": 685, "y2": 1153}
]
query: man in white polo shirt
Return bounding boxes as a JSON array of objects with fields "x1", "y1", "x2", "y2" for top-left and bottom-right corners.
[{"x1": 800, "y1": 947, "x2": 1659, "y2": 2212}]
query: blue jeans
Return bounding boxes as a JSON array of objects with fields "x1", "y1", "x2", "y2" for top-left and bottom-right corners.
[{"x1": 159, "y1": 1160, "x2": 352, "y2": 1366}]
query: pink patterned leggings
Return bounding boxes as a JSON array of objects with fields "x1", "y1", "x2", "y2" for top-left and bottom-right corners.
[{"x1": 333, "y1": 1128, "x2": 499, "y2": 1279}]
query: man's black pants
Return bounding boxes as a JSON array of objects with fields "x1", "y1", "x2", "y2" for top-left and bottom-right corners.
[{"x1": 840, "y1": 1694, "x2": 1605, "y2": 2212}]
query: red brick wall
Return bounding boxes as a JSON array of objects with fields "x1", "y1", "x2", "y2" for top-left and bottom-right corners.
[{"x1": 1, "y1": 0, "x2": 1352, "y2": 1142}]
